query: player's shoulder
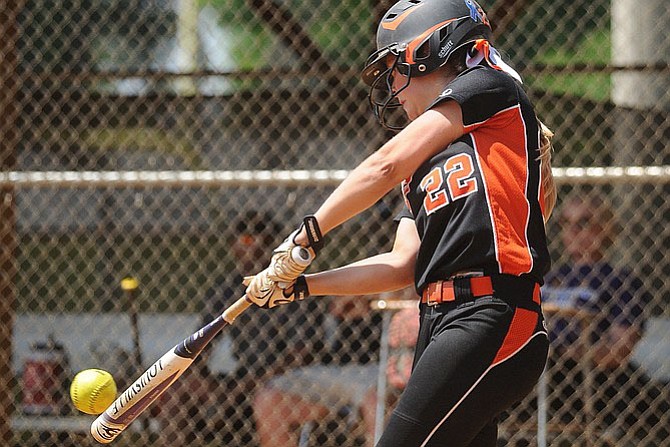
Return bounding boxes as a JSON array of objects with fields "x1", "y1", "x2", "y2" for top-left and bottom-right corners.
[
  {"x1": 451, "y1": 65, "x2": 517, "y2": 92},
  {"x1": 430, "y1": 66, "x2": 519, "y2": 111},
  {"x1": 429, "y1": 66, "x2": 522, "y2": 125}
]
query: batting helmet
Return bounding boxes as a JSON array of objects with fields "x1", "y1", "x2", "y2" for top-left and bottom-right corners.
[{"x1": 361, "y1": 0, "x2": 493, "y2": 130}]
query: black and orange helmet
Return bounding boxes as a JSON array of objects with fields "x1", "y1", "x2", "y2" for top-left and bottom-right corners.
[{"x1": 362, "y1": 0, "x2": 493, "y2": 130}]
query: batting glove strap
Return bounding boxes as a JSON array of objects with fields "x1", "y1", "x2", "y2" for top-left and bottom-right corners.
[
  {"x1": 293, "y1": 275, "x2": 310, "y2": 300},
  {"x1": 297, "y1": 215, "x2": 324, "y2": 254}
]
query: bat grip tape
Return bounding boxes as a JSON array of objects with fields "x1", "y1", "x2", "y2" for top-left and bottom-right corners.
[{"x1": 223, "y1": 296, "x2": 253, "y2": 324}]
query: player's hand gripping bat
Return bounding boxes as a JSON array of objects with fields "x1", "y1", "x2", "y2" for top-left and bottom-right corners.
[{"x1": 90, "y1": 246, "x2": 314, "y2": 444}]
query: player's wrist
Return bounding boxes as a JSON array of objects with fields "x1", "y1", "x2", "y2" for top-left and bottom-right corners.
[
  {"x1": 292, "y1": 215, "x2": 324, "y2": 253},
  {"x1": 293, "y1": 275, "x2": 310, "y2": 300}
]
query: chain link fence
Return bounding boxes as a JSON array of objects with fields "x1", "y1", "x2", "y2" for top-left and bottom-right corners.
[{"x1": 1, "y1": 0, "x2": 668, "y2": 446}]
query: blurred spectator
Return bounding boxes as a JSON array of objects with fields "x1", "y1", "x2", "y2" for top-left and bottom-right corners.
[
  {"x1": 156, "y1": 211, "x2": 321, "y2": 446},
  {"x1": 542, "y1": 193, "x2": 667, "y2": 445},
  {"x1": 253, "y1": 289, "x2": 419, "y2": 447}
]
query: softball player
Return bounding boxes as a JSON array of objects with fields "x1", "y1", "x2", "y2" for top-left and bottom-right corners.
[{"x1": 245, "y1": 0, "x2": 556, "y2": 445}]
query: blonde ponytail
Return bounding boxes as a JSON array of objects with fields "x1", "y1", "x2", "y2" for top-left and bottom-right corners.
[{"x1": 538, "y1": 120, "x2": 556, "y2": 221}]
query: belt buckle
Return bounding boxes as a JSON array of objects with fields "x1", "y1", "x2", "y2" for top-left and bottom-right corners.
[{"x1": 427, "y1": 280, "x2": 443, "y2": 306}]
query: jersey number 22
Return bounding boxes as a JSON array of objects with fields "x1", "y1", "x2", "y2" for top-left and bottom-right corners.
[{"x1": 420, "y1": 153, "x2": 478, "y2": 214}]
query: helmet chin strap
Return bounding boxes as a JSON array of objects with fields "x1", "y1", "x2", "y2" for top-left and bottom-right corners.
[{"x1": 466, "y1": 39, "x2": 523, "y2": 83}]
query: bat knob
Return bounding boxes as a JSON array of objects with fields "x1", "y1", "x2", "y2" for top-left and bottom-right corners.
[{"x1": 290, "y1": 246, "x2": 314, "y2": 267}]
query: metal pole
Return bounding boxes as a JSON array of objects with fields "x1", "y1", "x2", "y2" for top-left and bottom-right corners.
[
  {"x1": 537, "y1": 369, "x2": 548, "y2": 447},
  {"x1": 374, "y1": 311, "x2": 392, "y2": 444}
]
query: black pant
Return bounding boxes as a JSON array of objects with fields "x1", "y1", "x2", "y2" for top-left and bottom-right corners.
[{"x1": 377, "y1": 294, "x2": 548, "y2": 447}]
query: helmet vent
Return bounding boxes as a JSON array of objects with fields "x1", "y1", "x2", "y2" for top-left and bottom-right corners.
[
  {"x1": 390, "y1": 0, "x2": 422, "y2": 16},
  {"x1": 439, "y1": 27, "x2": 450, "y2": 41},
  {"x1": 417, "y1": 41, "x2": 430, "y2": 59},
  {"x1": 384, "y1": 0, "x2": 424, "y2": 20}
]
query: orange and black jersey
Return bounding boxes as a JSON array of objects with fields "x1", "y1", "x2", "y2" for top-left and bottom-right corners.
[{"x1": 399, "y1": 65, "x2": 550, "y2": 294}]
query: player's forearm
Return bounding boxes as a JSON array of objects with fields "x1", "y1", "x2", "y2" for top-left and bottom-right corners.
[
  {"x1": 305, "y1": 252, "x2": 415, "y2": 296},
  {"x1": 313, "y1": 151, "x2": 403, "y2": 236}
]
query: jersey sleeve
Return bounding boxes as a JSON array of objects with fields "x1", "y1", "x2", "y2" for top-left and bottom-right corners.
[
  {"x1": 394, "y1": 204, "x2": 414, "y2": 223},
  {"x1": 428, "y1": 66, "x2": 519, "y2": 129}
]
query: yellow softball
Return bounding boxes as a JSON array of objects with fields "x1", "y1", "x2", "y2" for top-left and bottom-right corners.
[{"x1": 70, "y1": 369, "x2": 117, "y2": 415}]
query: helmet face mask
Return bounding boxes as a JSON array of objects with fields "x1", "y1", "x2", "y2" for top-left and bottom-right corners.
[
  {"x1": 361, "y1": 0, "x2": 492, "y2": 130},
  {"x1": 364, "y1": 48, "x2": 412, "y2": 131}
]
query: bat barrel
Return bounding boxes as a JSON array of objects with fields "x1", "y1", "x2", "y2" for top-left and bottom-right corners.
[
  {"x1": 90, "y1": 349, "x2": 191, "y2": 443},
  {"x1": 91, "y1": 413, "x2": 127, "y2": 444}
]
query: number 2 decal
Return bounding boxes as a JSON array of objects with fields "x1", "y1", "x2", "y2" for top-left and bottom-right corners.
[{"x1": 419, "y1": 153, "x2": 478, "y2": 214}]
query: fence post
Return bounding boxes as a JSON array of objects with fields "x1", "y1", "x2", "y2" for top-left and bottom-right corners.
[
  {"x1": 0, "y1": 0, "x2": 22, "y2": 443},
  {"x1": 611, "y1": 0, "x2": 670, "y2": 271}
]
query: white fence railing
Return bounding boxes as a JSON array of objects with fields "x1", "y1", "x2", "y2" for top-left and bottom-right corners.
[{"x1": 1, "y1": 166, "x2": 670, "y2": 188}]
